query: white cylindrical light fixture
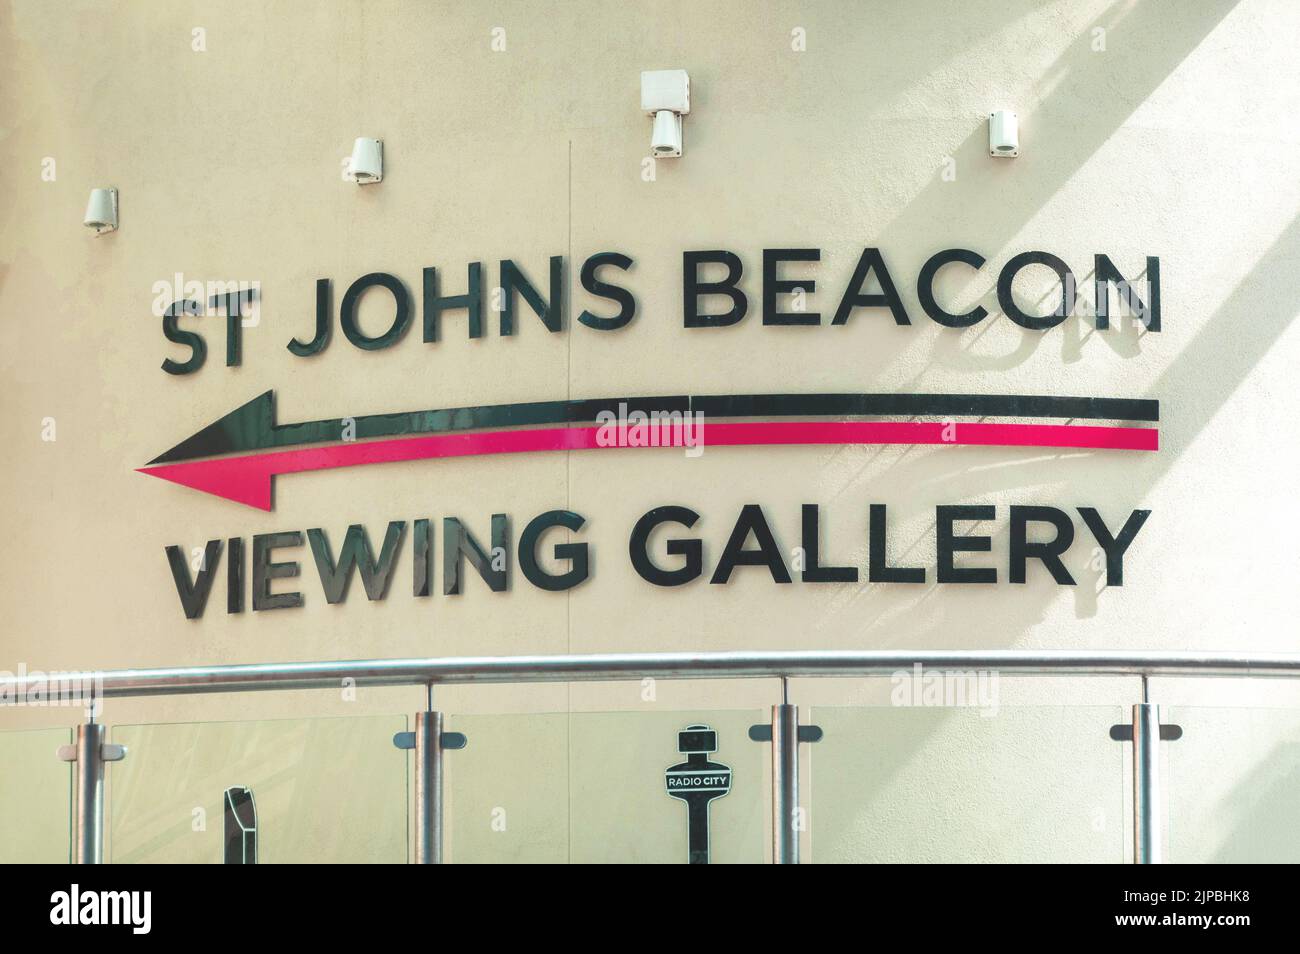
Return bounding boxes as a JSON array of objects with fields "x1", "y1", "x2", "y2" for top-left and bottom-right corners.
[
  {"x1": 989, "y1": 110, "x2": 1019, "y2": 157},
  {"x1": 651, "y1": 109, "x2": 682, "y2": 157},
  {"x1": 348, "y1": 137, "x2": 384, "y2": 183},
  {"x1": 641, "y1": 70, "x2": 690, "y2": 159},
  {"x1": 84, "y1": 188, "x2": 118, "y2": 234}
]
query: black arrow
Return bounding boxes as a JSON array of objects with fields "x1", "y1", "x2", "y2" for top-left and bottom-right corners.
[{"x1": 147, "y1": 390, "x2": 1159, "y2": 465}]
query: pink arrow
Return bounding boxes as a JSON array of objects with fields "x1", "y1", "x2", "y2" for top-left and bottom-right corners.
[{"x1": 137, "y1": 420, "x2": 1157, "y2": 510}]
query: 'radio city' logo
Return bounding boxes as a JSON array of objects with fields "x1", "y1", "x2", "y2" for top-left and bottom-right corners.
[
  {"x1": 665, "y1": 724, "x2": 732, "y2": 864},
  {"x1": 665, "y1": 769, "x2": 730, "y2": 792}
]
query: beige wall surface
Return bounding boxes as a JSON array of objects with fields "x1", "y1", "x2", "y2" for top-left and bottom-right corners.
[{"x1": 1, "y1": 0, "x2": 1298, "y2": 862}]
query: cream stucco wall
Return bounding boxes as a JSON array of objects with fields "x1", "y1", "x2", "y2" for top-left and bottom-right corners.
[{"x1": 1, "y1": 0, "x2": 1298, "y2": 862}]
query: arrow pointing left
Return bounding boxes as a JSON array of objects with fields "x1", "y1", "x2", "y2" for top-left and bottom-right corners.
[{"x1": 138, "y1": 390, "x2": 1158, "y2": 510}]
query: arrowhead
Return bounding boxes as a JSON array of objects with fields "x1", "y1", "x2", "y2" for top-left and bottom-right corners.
[
  {"x1": 137, "y1": 455, "x2": 277, "y2": 510},
  {"x1": 147, "y1": 391, "x2": 277, "y2": 465}
]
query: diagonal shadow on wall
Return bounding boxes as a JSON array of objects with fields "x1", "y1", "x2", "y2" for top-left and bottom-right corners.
[{"x1": 810, "y1": 214, "x2": 1299, "y2": 859}]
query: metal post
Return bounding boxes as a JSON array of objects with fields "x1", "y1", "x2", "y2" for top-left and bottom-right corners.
[
  {"x1": 771, "y1": 702, "x2": 799, "y2": 864},
  {"x1": 73, "y1": 723, "x2": 106, "y2": 864},
  {"x1": 414, "y1": 710, "x2": 444, "y2": 864},
  {"x1": 1132, "y1": 702, "x2": 1162, "y2": 864}
]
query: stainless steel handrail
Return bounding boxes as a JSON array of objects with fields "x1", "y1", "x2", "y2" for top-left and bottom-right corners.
[
  {"x1": 9, "y1": 649, "x2": 1299, "y2": 866},
  {"x1": 4, "y1": 649, "x2": 1300, "y2": 699}
]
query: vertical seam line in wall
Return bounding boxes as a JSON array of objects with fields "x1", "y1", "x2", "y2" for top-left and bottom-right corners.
[{"x1": 566, "y1": 137, "x2": 573, "y2": 863}]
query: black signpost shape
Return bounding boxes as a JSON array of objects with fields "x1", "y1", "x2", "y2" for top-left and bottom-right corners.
[
  {"x1": 664, "y1": 724, "x2": 731, "y2": 864},
  {"x1": 224, "y1": 786, "x2": 257, "y2": 864}
]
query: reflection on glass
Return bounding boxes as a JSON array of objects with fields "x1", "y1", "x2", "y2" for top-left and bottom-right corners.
[
  {"x1": 110, "y1": 716, "x2": 406, "y2": 863},
  {"x1": 1167, "y1": 706, "x2": 1300, "y2": 863},
  {"x1": 446, "y1": 710, "x2": 764, "y2": 863},
  {"x1": 810, "y1": 705, "x2": 1126, "y2": 863},
  {"x1": 0, "y1": 728, "x2": 72, "y2": 863}
]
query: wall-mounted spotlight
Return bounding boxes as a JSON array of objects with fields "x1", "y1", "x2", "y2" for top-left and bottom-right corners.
[
  {"x1": 84, "y1": 188, "x2": 118, "y2": 234},
  {"x1": 989, "y1": 110, "x2": 1019, "y2": 158},
  {"x1": 641, "y1": 69, "x2": 690, "y2": 158},
  {"x1": 346, "y1": 137, "x2": 384, "y2": 184}
]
